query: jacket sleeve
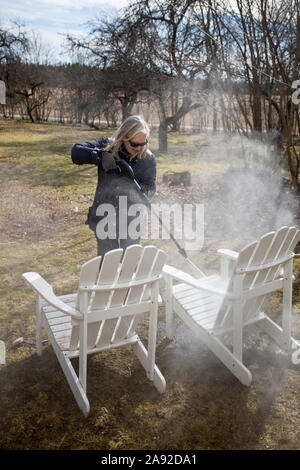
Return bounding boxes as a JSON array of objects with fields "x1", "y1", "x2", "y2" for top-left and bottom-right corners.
[
  {"x1": 136, "y1": 153, "x2": 156, "y2": 200},
  {"x1": 71, "y1": 138, "x2": 108, "y2": 165}
]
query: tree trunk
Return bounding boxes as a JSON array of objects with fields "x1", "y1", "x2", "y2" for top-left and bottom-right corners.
[
  {"x1": 286, "y1": 145, "x2": 300, "y2": 190},
  {"x1": 26, "y1": 99, "x2": 34, "y2": 123},
  {"x1": 158, "y1": 120, "x2": 168, "y2": 152},
  {"x1": 212, "y1": 95, "x2": 217, "y2": 133},
  {"x1": 120, "y1": 93, "x2": 137, "y2": 122},
  {"x1": 158, "y1": 96, "x2": 202, "y2": 153},
  {"x1": 251, "y1": 83, "x2": 262, "y2": 133}
]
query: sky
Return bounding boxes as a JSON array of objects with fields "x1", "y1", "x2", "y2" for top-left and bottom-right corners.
[{"x1": 0, "y1": 0, "x2": 130, "y2": 62}]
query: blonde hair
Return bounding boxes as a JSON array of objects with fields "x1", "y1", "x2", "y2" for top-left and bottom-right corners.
[{"x1": 105, "y1": 115, "x2": 150, "y2": 160}]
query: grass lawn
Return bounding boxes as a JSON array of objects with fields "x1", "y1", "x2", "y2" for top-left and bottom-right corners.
[{"x1": 0, "y1": 119, "x2": 299, "y2": 450}]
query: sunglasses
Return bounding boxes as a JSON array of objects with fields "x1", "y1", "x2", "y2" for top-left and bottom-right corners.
[{"x1": 128, "y1": 139, "x2": 148, "y2": 148}]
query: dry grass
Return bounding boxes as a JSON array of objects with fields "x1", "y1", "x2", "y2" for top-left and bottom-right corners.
[{"x1": 0, "y1": 119, "x2": 300, "y2": 450}]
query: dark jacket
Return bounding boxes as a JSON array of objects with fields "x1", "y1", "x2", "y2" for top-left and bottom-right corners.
[{"x1": 71, "y1": 137, "x2": 156, "y2": 231}]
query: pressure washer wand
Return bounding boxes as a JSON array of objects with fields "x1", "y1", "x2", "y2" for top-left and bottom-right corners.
[
  {"x1": 134, "y1": 180, "x2": 188, "y2": 257},
  {"x1": 116, "y1": 160, "x2": 205, "y2": 277},
  {"x1": 135, "y1": 179, "x2": 205, "y2": 278}
]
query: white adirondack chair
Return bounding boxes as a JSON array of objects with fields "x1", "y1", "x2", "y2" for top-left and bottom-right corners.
[
  {"x1": 22, "y1": 244, "x2": 167, "y2": 416},
  {"x1": 163, "y1": 226, "x2": 300, "y2": 386}
]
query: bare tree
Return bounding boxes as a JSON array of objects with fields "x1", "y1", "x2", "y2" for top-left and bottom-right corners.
[
  {"x1": 65, "y1": 14, "x2": 152, "y2": 123},
  {"x1": 206, "y1": 0, "x2": 299, "y2": 187},
  {"x1": 0, "y1": 21, "x2": 29, "y2": 65},
  {"x1": 0, "y1": 27, "x2": 54, "y2": 121},
  {"x1": 125, "y1": 0, "x2": 215, "y2": 151},
  {"x1": 260, "y1": 0, "x2": 299, "y2": 189},
  {"x1": 15, "y1": 67, "x2": 51, "y2": 122},
  {"x1": 0, "y1": 21, "x2": 29, "y2": 117}
]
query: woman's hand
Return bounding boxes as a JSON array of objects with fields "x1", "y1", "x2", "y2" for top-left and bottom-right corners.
[
  {"x1": 115, "y1": 159, "x2": 135, "y2": 180},
  {"x1": 101, "y1": 151, "x2": 117, "y2": 170}
]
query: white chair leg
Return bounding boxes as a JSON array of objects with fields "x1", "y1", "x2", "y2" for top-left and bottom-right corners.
[
  {"x1": 209, "y1": 335, "x2": 252, "y2": 386},
  {"x1": 79, "y1": 293, "x2": 88, "y2": 392},
  {"x1": 165, "y1": 275, "x2": 174, "y2": 339},
  {"x1": 232, "y1": 276, "x2": 243, "y2": 362},
  {"x1": 147, "y1": 281, "x2": 159, "y2": 381},
  {"x1": 282, "y1": 258, "x2": 293, "y2": 352},
  {"x1": 44, "y1": 318, "x2": 90, "y2": 416},
  {"x1": 63, "y1": 355, "x2": 90, "y2": 417},
  {"x1": 36, "y1": 294, "x2": 43, "y2": 356},
  {"x1": 133, "y1": 340, "x2": 166, "y2": 393},
  {"x1": 0, "y1": 340, "x2": 6, "y2": 365}
]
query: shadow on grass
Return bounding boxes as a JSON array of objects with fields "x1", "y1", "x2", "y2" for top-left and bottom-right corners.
[
  {"x1": 0, "y1": 346, "x2": 132, "y2": 449},
  {"x1": 0, "y1": 322, "x2": 292, "y2": 450}
]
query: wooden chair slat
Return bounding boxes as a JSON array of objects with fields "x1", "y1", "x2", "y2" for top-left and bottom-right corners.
[{"x1": 87, "y1": 249, "x2": 123, "y2": 349}]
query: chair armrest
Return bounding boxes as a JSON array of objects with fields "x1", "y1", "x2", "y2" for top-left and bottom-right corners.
[
  {"x1": 218, "y1": 249, "x2": 239, "y2": 280},
  {"x1": 22, "y1": 272, "x2": 82, "y2": 319},
  {"x1": 162, "y1": 265, "x2": 237, "y2": 298},
  {"x1": 217, "y1": 249, "x2": 239, "y2": 260}
]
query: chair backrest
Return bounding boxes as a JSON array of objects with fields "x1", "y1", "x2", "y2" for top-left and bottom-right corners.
[
  {"x1": 70, "y1": 245, "x2": 166, "y2": 351},
  {"x1": 213, "y1": 226, "x2": 300, "y2": 331}
]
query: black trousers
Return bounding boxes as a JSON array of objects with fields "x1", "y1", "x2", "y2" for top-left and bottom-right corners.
[
  {"x1": 96, "y1": 236, "x2": 140, "y2": 257},
  {"x1": 92, "y1": 197, "x2": 143, "y2": 257}
]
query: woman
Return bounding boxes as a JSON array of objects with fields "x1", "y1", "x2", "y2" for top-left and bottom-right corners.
[{"x1": 71, "y1": 115, "x2": 156, "y2": 256}]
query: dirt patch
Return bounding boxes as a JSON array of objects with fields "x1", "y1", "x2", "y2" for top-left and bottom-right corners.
[{"x1": 0, "y1": 181, "x2": 73, "y2": 242}]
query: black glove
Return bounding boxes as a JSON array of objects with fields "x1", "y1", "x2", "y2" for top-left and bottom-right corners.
[
  {"x1": 101, "y1": 151, "x2": 117, "y2": 170},
  {"x1": 115, "y1": 159, "x2": 135, "y2": 180},
  {"x1": 90, "y1": 150, "x2": 101, "y2": 165}
]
